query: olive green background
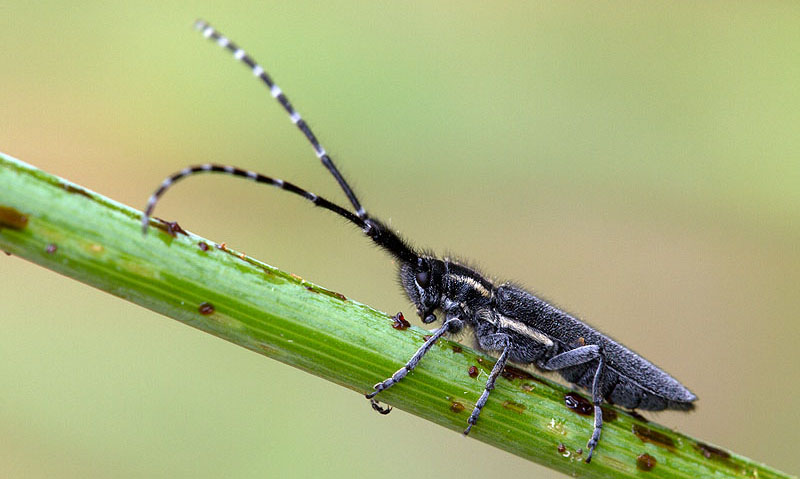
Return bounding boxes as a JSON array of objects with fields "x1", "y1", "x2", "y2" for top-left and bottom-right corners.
[{"x1": 2, "y1": 2, "x2": 798, "y2": 477}]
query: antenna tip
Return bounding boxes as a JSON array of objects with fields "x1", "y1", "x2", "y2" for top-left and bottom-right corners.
[{"x1": 193, "y1": 19, "x2": 208, "y2": 31}]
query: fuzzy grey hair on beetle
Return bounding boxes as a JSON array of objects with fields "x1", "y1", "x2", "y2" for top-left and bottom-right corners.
[{"x1": 142, "y1": 20, "x2": 697, "y2": 463}]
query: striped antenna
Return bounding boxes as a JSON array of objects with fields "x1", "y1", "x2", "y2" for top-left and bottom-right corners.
[
  {"x1": 193, "y1": 19, "x2": 367, "y2": 219},
  {"x1": 142, "y1": 164, "x2": 366, "y2": 234},
  {"x1": 141, "y1": 161, "x2": 419, "y2": 265},
  {"x1": 141, "y1": 21, "x2": 420, "y2": 266}
]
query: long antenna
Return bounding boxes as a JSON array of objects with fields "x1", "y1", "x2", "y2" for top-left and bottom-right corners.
[
  {"x1": 141, "y1": 162, "x2": 419, "y2": 265},
  {"x1": 142, "y1": 164, "x2": 364, "y2": 232},
  {"x1": 194, "y1": 19, "x2": 368, "y2": 219},
  {"x1": 142, "y1": 21, "x2": 421, "y2": 266}
]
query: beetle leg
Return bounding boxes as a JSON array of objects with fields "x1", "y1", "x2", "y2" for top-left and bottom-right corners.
[
  {"x1": 464, "y1": 335, "x2": 511, "y2": 435},
  {"x1": 367, "y1": 318, "x2": 459, "y2": 402},
  {"x1": 541, "y1": 345, "x2": 605, "y2": 463},
  {"x1": 541, "y1": 344, "x2": 600, "y2": 370},
  {"x1": 585, "y1": 354, "x2": 606, "y2": 463}
]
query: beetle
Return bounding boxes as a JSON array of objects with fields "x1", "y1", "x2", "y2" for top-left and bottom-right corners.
[{"x1": 142, "y1": 20, "x2": 697, "y2": 463}]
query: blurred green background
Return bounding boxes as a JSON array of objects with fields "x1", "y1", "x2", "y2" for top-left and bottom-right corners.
[{"x1": 2, "y1": 2, "x2": 799, "y2": 477}]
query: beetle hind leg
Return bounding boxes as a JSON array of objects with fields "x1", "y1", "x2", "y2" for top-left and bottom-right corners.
[
  {"x1": 585, "y1": 354, "x2": 606, "y2": 463},
  {"x1": 541, "y1": 345, "x2": 606, "y2": 463}
]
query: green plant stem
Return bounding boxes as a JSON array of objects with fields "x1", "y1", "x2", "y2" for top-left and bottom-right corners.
[{"x1": 0, "y1": 151, "x2": 793, "y2": 479}]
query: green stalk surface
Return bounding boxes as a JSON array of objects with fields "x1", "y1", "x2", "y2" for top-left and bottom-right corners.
[{"x1": 0, "y1": 152, "x2": 793, "y2": 479}]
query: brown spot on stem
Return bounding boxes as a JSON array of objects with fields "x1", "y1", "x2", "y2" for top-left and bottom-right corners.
[
  {"x1": 198, "y1": 302, "x2": 215, "y2": 315},
  {"x1": 695, "y1": 442, "x2": 732, "y2": 462},
  {"x1": 61, "y1": 183, "x2": 92, "y2": 199},
  {"x1": 564, "y1": 392, "x2": 593, "y2": 416},
  {"x1": 501, "y1": 401, "x2": 526, "y2": 414},
  {"x1": 317, "y1": 289, "x2": 347, "y2": 302},
  {"x1": 632, "y1": 424, "x2": 675, "y2": 449},
  {"x1": 198, "y1": 241, "x2": 209, "y2": 251},
  {"x1": 164, "y1": 221, "x2": 187, "y2": 237},
  {"x1": 636, "y1": 453, "x2": 657, "y2": 471},
  {"x1": 628, "y1": 410, "x2": 648, "y2": 422},
  {"x1": 0, "y1": 206, "x2": 29, "y2": 230},
  {"x1": 501, "y1": 365, "x2": 535, "y2": 381},
  {"x1": 601, "y1": 406, "x2": 617, "y2": 422}
]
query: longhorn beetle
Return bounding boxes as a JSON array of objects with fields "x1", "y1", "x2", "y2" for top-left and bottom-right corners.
[{"x1": 142, "y1": 20, "x2": 697, "y2": 463}]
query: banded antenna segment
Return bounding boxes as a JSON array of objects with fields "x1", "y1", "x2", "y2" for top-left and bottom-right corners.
[
  {"x1": 193, "y1": 19, "x2": 368, "y2": 219},
  {"x1": 141, "y1": 164, "x2": 366, "y2": 234}
]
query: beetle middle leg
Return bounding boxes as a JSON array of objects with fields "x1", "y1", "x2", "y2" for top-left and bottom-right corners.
[
  {"x1": 464, "y1": 334, "x2": 511, "y2": 435},
  {"x1": 542, "y1": 345, "x2": 606, "y2": 463}
]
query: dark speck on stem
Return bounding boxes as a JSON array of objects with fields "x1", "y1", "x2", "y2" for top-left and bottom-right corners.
[
  {"x1": 636, "y1": 453, "x2": 657, "y2": 471},
  {"x1": 198, "y1": 302, "x2": 215, "y2": 315}
]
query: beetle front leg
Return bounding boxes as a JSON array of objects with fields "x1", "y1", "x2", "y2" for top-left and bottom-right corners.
[{"x1": 367, "y1": 318, "x2": 460, "y2": 403}]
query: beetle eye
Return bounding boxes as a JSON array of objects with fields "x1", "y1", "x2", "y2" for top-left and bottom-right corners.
[{"x1": 416, "y1": 270, "x2": 430, "y2": 288}]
